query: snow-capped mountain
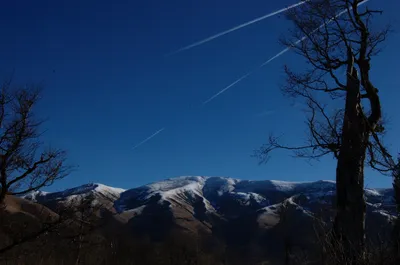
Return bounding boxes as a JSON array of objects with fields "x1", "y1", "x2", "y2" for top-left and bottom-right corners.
[
  {"x1": 22, "y1": 176, "x2": 396, "y2": 240},
  {"x1": 23, "y1": 176, "x2": 395, "y2": 218}
]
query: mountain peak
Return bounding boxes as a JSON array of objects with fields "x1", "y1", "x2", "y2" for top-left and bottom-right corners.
[{"x1": 22, "y1": 183, "x2": 126, "y2": 203}]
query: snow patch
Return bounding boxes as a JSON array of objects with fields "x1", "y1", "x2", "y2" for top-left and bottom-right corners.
[
  {"x1": 365, "y1": 189, "x2": 381, "y2": 197},
  {"x1": 22, "y1": 191, "x2": 50, "y2": 201}
]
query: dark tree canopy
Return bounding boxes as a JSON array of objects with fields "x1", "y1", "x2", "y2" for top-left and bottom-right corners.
[{"x1": 0, "y1": 77, "x2": 70, "y2": 204}]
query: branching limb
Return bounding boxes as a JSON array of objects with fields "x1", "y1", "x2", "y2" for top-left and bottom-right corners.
[{"x1": 0, "y1": 78, "x2": 71, "y2": 203}]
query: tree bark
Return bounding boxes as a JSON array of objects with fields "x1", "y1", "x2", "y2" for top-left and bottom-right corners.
[{"x1": 333, "y1": 60, "x2": 368, "y2": 263}]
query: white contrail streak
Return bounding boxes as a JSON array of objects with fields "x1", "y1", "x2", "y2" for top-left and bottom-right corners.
[
  {"x1": 202, "y1": 47, "x2": 294, "y2": 105},
  {"x1": 202, "y1": 0, "x2": 370, "y2": 105},
  {"x1": 132, "y1": 128, "x2": 165, "y2": 150},
  {"x1": 202, "y1": 72, "x2": 253, "y2": 105},
  {"x1": 166, "y1": 1, "x2": 310, "y2": 56}
]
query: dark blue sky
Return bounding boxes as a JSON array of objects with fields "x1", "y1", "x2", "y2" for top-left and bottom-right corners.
[{"x1": 0, "y1": 0, "x2": 399, "y2": 191}]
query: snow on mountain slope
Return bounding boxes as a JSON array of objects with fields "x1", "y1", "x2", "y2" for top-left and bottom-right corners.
[
  {"x1": 23, "y1": 183, "x2": 126, "y2": 206},
  {"x1": 22, "y1": 176, "x2": 395, "y2": 221},
  {"x1": 115, "y1": 176, "x2": 208, "y2": 212},
  {"x1": 113, "y1": 176, "x2": 393, "y2": 217}
]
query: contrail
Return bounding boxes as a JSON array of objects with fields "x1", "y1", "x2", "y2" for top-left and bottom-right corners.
[
  {"x1": 166, "y1": 1, "x2": 310, "y2": 56},
  {"x1": 202, "y1": 0, "x2": 370, "y2": 105},
  {"x1": 132, "y1": 128, "x2": 165, "y2": 150},
  {"x1": 202, "y1": 47, "x2": 294, "y2": 105},
  {"x1": 202, "y1": 72, "x2": 253, "y2": 105}
]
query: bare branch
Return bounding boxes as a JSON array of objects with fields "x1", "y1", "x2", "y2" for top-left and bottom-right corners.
[
  {"x1": 0, "y1": 79, "x2": 71, "y2": 203},
  {"x1": 258, "y1": 0, "x2": 392, "y2": 172}
]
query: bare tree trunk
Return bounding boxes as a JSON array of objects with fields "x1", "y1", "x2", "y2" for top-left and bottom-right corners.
[
  {"x1": 333, "y1": 59, "x2": 368, "y2": 263},
  {"x1": 334, "y1": 139, "x2": 367, "y2": 258},
  {"x1": 333, "y1": 68, "x2": 368, "y2": 261}
]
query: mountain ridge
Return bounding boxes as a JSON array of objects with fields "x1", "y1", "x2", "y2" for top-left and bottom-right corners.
[{"x1": 22, "y1": 176, "x2": 395, "y2": 218}]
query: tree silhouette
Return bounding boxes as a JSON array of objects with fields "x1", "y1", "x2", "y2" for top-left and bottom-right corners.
[
  {"x1": 256, "y1": 0, "x2": 395, "y2": 261},
  {"x1": 0, "y1": 77, "x2": 70, "y2": 204}
]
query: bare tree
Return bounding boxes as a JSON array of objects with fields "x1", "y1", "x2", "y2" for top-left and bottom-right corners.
[
  {"x1": 0, "y1": 77, "x2": 70, "y2": 204},
  {"x1": 255, "y1": 0, "x2": 395, "y2": 261}
]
